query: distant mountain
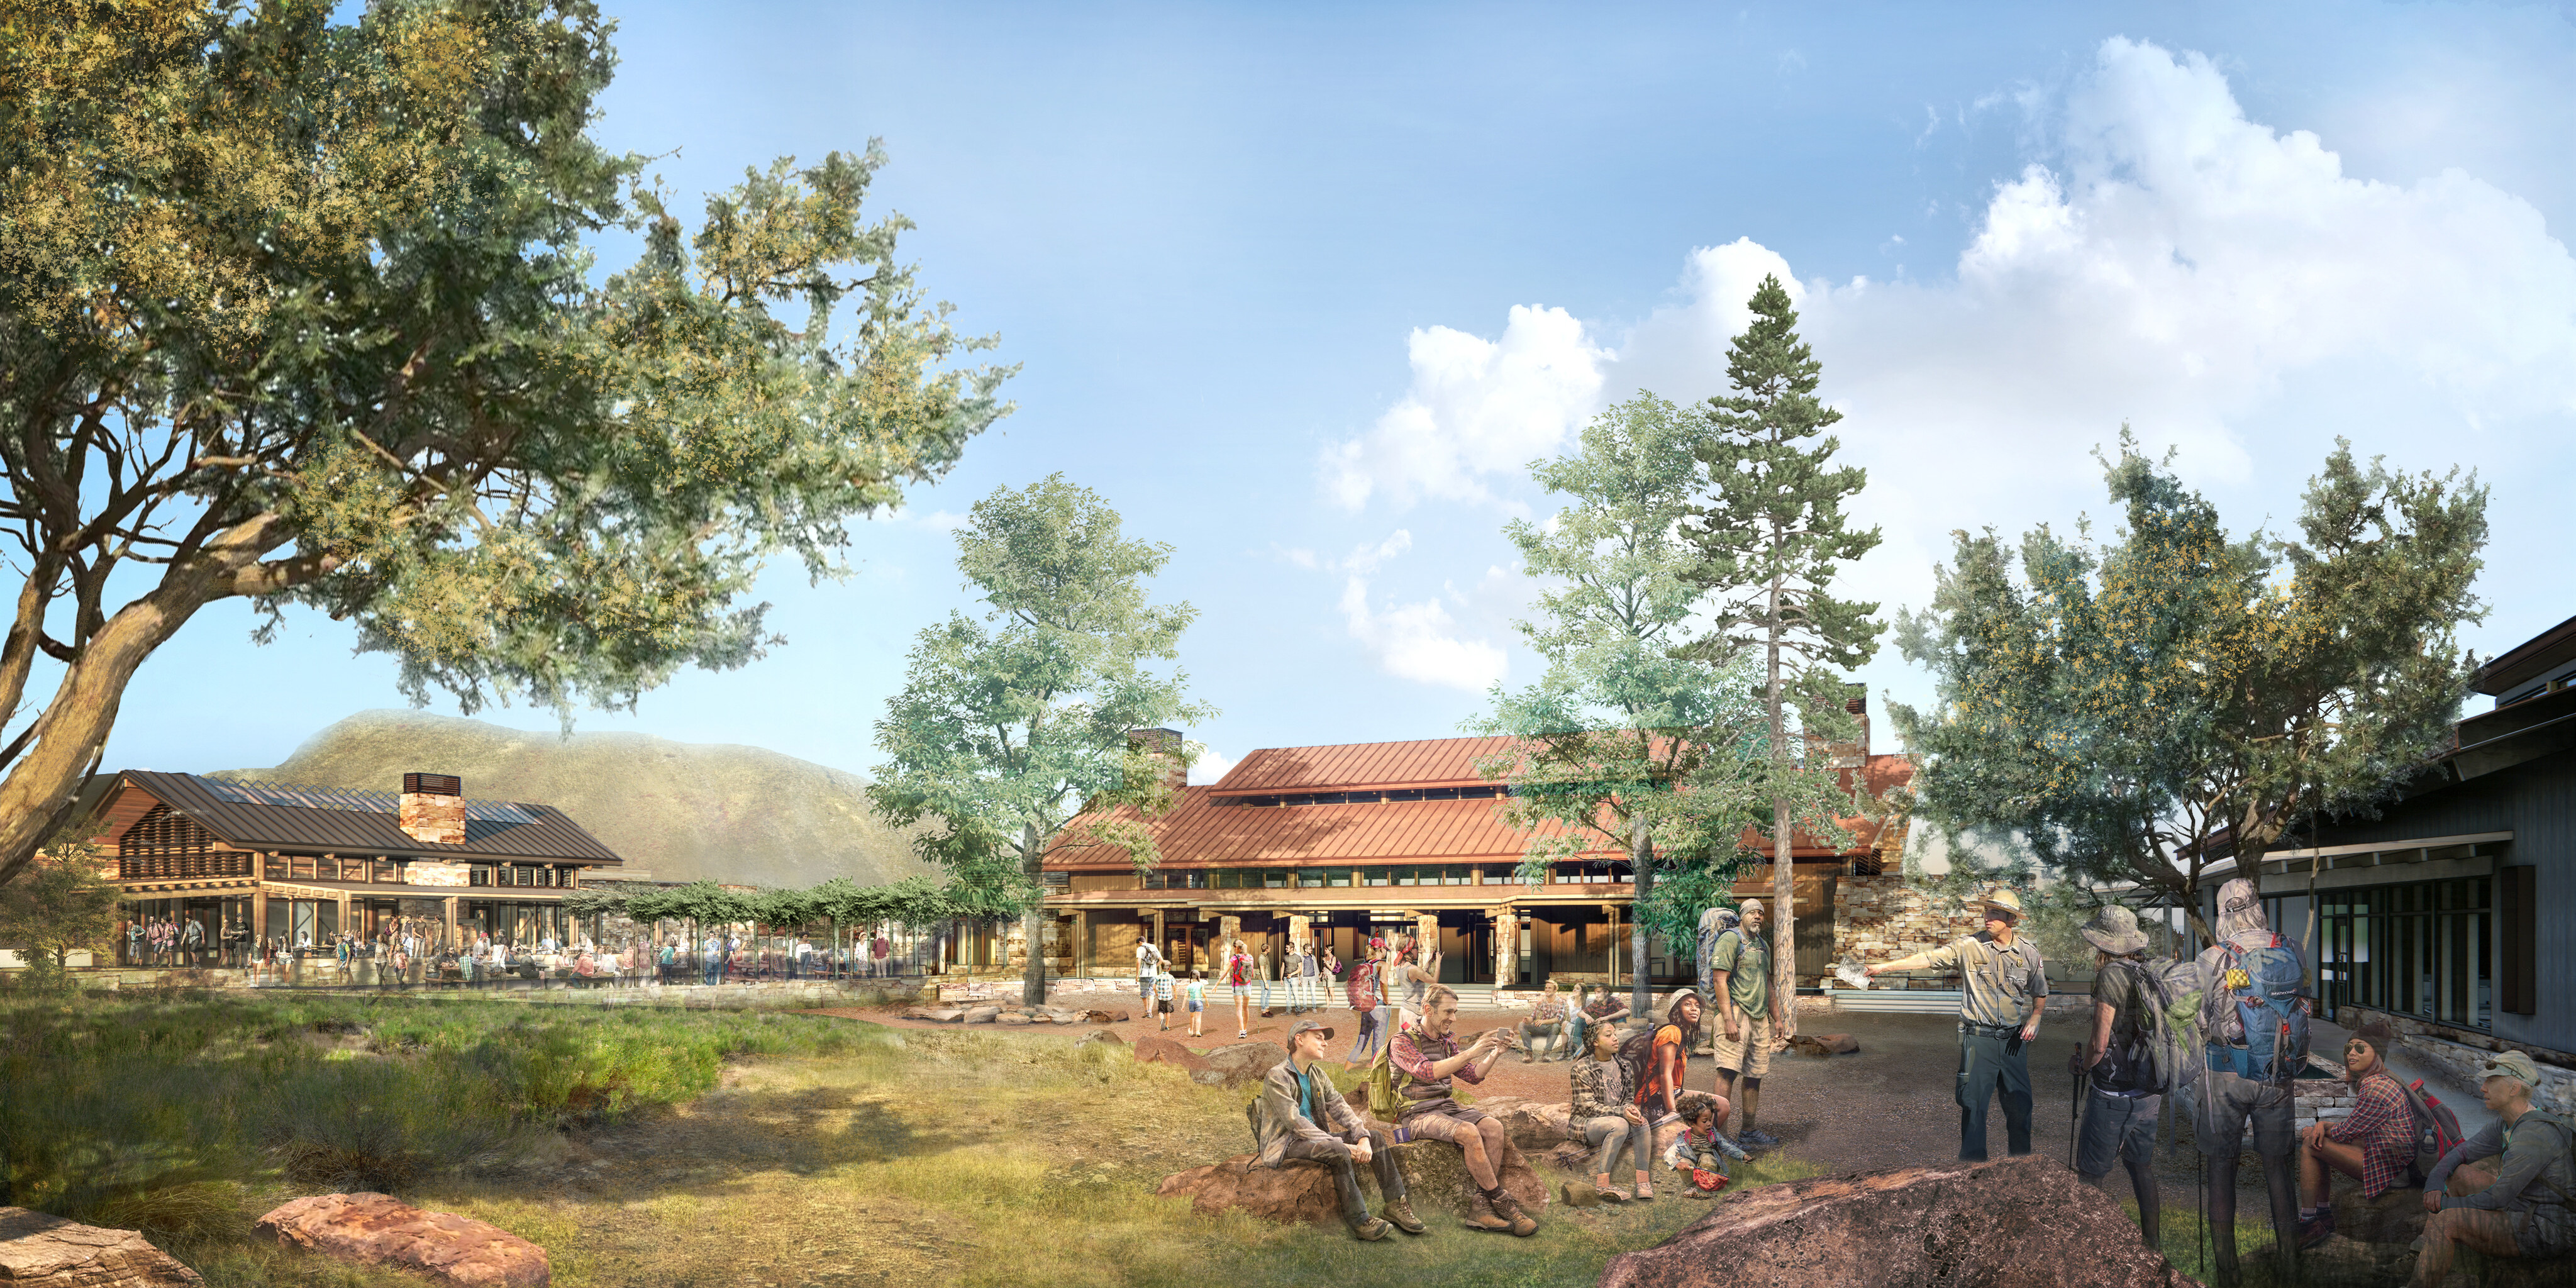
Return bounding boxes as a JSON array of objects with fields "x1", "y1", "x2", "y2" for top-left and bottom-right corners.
[{"x1": 214, "y1": 709, "x2": 935, "y2": 890}]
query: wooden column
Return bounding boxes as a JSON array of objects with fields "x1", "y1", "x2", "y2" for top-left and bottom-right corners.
[
  {"x1": 1152, "y1": 908, "x2": 1165, "y2": 965},
  {"x1": 1073, "y1": 910, "x2": 1089, "y2": 977},
  {"x1": 252, "y1": 862, "x2": 269, "y2": 951}
]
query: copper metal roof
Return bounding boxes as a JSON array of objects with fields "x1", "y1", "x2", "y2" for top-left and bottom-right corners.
[
  {"x1": 99, "y1": 770, "x2": 624, "y2": 865},
  {"x1": 1209, "y1": 736, "x2": 1520, "y2": 795}
]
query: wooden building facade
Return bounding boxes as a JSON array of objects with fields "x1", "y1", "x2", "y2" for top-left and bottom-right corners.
[{"x1": 94, "y1": 770, "x2": 625, "y2": 960}]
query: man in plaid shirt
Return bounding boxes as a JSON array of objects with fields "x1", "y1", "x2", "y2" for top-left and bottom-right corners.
[
  {"x1": 1391, "y1": 984, "x2": 1537, "y2": 1235},
  {"x1": 2296, "y1": 1019, "x2": 2419, "y2": 1247}
]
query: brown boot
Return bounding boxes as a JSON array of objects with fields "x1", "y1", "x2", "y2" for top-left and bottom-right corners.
[
  {"x1": 1380, "y1": 1198, "x2": 1426, "y2": 1235},
  {"x1": 1489, "y1": 1189, "x2": 1539, "y2": 1236},
  {"x1": 1463, "y1": 1190, "x2": 1514, "y2": 1232}
]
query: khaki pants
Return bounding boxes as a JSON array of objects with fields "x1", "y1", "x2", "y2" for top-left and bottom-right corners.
[{"x1": 1714, "y1": 1011, "x2": 1774, "y2": 1078}]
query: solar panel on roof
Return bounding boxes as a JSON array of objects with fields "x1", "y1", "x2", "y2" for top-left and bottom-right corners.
[{"x1": 203, "y1": 777, "x2": 540, "y2": 823}]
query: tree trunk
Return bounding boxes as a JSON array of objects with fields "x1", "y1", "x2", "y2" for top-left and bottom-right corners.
[
  {"x1": 1021, "y1": 820, "x2": 1048, "y2": 1007},
  {"x1": 1629, "y1": 814, "x2": 1654, "y2": 1022},
  {"x1": 1767, "y1": 578, "x2": 1797, "y2": 1042}
]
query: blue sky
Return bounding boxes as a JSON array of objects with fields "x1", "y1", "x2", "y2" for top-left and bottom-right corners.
[{"x1": 108, "y1": 1, "x2": 2576, "y2": 786}]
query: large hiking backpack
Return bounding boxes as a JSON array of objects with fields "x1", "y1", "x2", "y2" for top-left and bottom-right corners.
[
  {"x1": 1363, "y1": 1019, "x2": 1415, "y2": 1120},
  {"x1": 1348, "y1": 959, "x2": 1380, "y2": 1012},
  {"x1": 2399, "y1": 1078, "x2": 2468, "y2": 1183},
  {"x1": 2211, "y1": 932, "x2": 2311, "y2": 1082},
  {"x1": 2096, "y1": 957, "x2": 2205, "y2": 1096}
]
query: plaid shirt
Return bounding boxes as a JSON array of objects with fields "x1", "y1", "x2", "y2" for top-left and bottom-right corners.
[
  {"x1": 1390, "y1": 1024, "x2": 1487, "y2": 1104},
  {"x1": 2328, "y1": 1071, "x2": 2418, "y2": 1199},
  {"x1": 1569, "y1": 1055, "x2": 1629, "y2": 1121},
  {"x1": 1530, "y1": 994, "x2": 1567, "y2": 1023}
]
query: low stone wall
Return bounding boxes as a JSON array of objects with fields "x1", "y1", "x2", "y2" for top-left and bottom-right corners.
[{"x1": 2340, "y1": 1006, "x2": 2576, "y2": 1118}]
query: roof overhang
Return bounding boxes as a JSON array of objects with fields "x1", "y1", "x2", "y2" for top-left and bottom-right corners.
[{"x1": 2472, "y1": 612, "x2": 2576, "y2": 696}]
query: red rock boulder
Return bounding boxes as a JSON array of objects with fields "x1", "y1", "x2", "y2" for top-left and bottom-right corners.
[
  {"x1": 1155, "y1": 1138, "x2": 1550, "y2": 1227},
  {"x1": 1131, "y1": 1035, "x2": 1214, "y2": 1073},
  {"x1": 1597, "y1": 1154, "x2": 2199, "y2": 1288},
  {"x1": 255, "y1": 1193, "x2": 548, "y2": 1287},
  {"x1": 1787, "y1": 1033, "x2": 1860, "y2": 1057},
  {"x1": 0, "y1": 1207, "x2": 203, "y2": 1287}
]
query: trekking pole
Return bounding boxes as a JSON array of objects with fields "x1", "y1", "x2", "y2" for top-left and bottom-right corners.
[{"x1": 2070, "y1": 1068, "x2": 2086, "y2": 1169}]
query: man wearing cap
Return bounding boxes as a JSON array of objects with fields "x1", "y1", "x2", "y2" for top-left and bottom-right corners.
[
  {"x1": 1708, "y1": 900, "x2": 1780, "y2": 1150},
  {"x1": 2071, "y1": 904, "x2": 2163, "y2": 1246},
  {"x1": 1865, "y1": 887, "x2": 2048, "y2": 1161},
  {"x1": 1255, "y1": 1018, "x2": 1424, "y2": 1241},
  {"x1": 2411, "y1": 1048, "x2": 2575, "y2": 1287}
]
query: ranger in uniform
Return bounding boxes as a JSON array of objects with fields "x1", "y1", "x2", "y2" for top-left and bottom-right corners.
[{"x1": 1865, "y1": 887, "x2": 2048, "y2": 1161}]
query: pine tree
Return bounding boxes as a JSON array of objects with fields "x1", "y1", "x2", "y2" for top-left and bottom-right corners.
[{"x1": 1682, "y1": 276, "x2": 1884, "y2": 1039}]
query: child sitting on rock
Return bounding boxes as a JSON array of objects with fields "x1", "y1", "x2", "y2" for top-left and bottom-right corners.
[{"x1": 1661, "y1": 1101, "x2": 1742, "y2": 1197}]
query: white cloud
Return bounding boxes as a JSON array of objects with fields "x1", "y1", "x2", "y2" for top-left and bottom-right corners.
[
  {"x1": 1328, "y1": 530, "x2": 1511, "y2": 691},
  {"x1": 1321, "y1": 304, "x2": 1609, "y2": 511},
  {"x1": 1187, "y1": 745, "x2": 1239, "y2": 786}
]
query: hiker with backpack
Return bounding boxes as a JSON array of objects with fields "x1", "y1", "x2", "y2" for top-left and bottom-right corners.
[
  {"x1": 2070, "y1": 904, "x2": 2171, "y2": 1248},
  {"x1": 1254, "y1": 1018, "x2": 1424, "y2": 1241},
  {"x1": 2411, "y1": 1049, "x2": 2576, "y2": 1288},
  {"x1": 1341, "y1": 939, "x2": 1394, "y2": 1072},
  {"x1": 1708, "y1": 899, "x2": 1782, "y2": 1150},
  {"x1": 2294, "y1": 1019, "x2": 2420, "y2": 1247},
  {"x1": 1863, "y1": 887, "x2": 2048, "y2": 1162},
  {"x1": 2193, "y1": 877, "x2": 2312, "y2": 1288},
  {"x1": 1388, "y1": 984, "x2": 1538, "y2": 1236}
]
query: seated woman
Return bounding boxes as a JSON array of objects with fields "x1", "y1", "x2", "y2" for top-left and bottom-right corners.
[
  {"x1": 2296, "y1": 1019, "x2": 2418, "y2": 1247},
  {"x1": 1568, "y1": 1024, "x2": 1658, "y2": 1204}
]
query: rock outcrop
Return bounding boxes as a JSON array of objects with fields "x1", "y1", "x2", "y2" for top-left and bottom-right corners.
[
  {"x1": 1084, "y1": 1009, "x2": 1131, "y2": 1024},
  {"x1": 1471, "y1": 1096, "x2": 1576, "y2": 1150},
  {"x1": 1201, "y1": 1042, "x2": 1287, "y2": 1088},
  {"x1": 1155, "y1": 1138, "x2": 1550, "y2": 1226},
  {"x1": 0, "y1": 1208, "x2": 203, "y2": 1287},
  {"x1": 255, "y1": 1193, "x2": 548, "y2": 1287},
  {"x1": 1597, "y1": 1154, "x2": 2200, "y2": 1288},
  {"x1": 1131, "y1": 1035, "x2": 1214, "y2": 1074},
  {"x1": 1787, "y1": 1033, "x2": 1860, "y2": 1057}
]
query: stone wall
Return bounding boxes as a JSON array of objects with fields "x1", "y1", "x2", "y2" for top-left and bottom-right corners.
[{"x1": 1834, "y1": 874, "x2": 1980, "y2": 968}]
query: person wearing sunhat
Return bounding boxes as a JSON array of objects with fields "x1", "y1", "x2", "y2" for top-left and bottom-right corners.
[
  {"x1": 1252, "y1": 1017, "x2": 1424, "y2": 1241},
  {"x1": 1865, "y1": 886, "x2": 2048, "y2": 1162},
  {"x1": 2411, "y1": 1048, "x2": 2575, "y2": 1287},
  {"x1": 2070, "y1": 903, "x2": 2163, "y2": 1247}
]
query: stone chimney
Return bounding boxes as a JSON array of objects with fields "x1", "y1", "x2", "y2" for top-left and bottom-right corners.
[
  {"x1": 1128, "y1": 728, "x2": 1188, "y2": 797},
  {"x1": 399, "y1": 772, "x2": 466, "y2": 845}
]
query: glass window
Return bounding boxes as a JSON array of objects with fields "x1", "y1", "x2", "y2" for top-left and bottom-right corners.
[
  {"x1": 1182, "y1": 870, "x2": 1207, "y2": 890},
  {"x1": 1326, "y1": 868, "x2": 1352, "y2": 888},
  {"x1": 1297, "y1": 869, "x2": 1324, "y2": 888},
  {"x1": 1363, "y1": 867, "x2": 1390, "y2": 887},
  {"x1": 1263, "y1": 870, "x2": 1288, "y2": 889},
  {"x1": 1213, "y1": 870, "x2": 1238, "y2": 889},
  {"x1": 1143, "y1": 871, "x2": 1168, "y2": 891},
  {"x1": 1395, "y1": 867, "x2": 1417, "y2": 886}
]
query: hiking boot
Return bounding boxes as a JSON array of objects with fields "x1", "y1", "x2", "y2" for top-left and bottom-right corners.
[
  {"x1": 1463, "y1": 1191, "x2": 1515, "y2": 1233},
  {"x1": 1593, "y1": 1181, "x2": 1626, "y2": 1204},
  {"x1": 1380, "y1": 1199, "x2": 1425, "y2": 1235},
  {"x1": 1561, "y1": 1181, "x2": 1597, "y2": 1209},
  {"x1": 1489, "y1": 1190, "x2": 1539, "y2": 1236},
  {"x1": 2296, "y1": 1210, "x2": 2336, "y2": 1250},
  {"x1": 1350, "y1": 1216, "x2": 1393, "y2": 1241}
]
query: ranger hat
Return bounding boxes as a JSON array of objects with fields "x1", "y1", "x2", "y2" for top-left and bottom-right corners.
[
  {"x1": 2481, "y1": 1049, "x2": 2541, "y2": 1090},
  {"x1": 1288, "y1": 1017, "x2": 1336, "y2": 1043},
  {"x1": 1980, "y1": 887, "x2": 2025, "y2": 918},
  {"x1": 2079, "y1": 904, "x2": 2150, "y2": 955}
]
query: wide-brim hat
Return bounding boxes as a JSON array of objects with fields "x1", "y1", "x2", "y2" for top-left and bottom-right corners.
[
  {"x1": 2079, "y1": 904, "x2": 2150, "y2": 955},
  {"x1": 1980, "y1": 887, "x2": 2025, "y2": 917}
]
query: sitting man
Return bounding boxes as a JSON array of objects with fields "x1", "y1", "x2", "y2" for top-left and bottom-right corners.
[
  {"x1": 1519, "y1": 979, "x2": 1570, "y2": 1063},
  {"x1": 1254, "y1": 1019, "x2": 1421, "y2": 1241},
  {"x1": 1567, "y1": 982, "x2": 1631, "y2": 1058},
  {"x1": 2413, "y1": 1050, "x2": 2574, "y2": 1288},
  {"x1": 2294, "y1": 1019, "x2": 2416, "y2": 1248},
  {"x1": 1391, "y1": 984, "x2": 1539, "y2": 1236}
]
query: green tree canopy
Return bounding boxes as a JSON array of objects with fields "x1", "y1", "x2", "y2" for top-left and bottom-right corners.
[
  {"x1": 1680, "y1": 274, "x2": 1883, "y2": 1027},
  {"x1": 0, "y1": 0, "x2": 1010, "y2": 890},
  {"x1": 1470, "y1": 392, "x2": 1800, "y2": 1018},
  {"x1": 1890, "y1": 436, "x2": 2487, "y2": 940},
  {"x1": 0, "y1": 842, "x2": 118, "y2": 983},
  {"x1": 870, "y1": 475, "x2": 1213, "y2": 1005}
]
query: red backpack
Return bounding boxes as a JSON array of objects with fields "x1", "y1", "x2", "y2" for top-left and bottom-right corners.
[{"x1": 2399, "y1": 1079, "x2": 2468, "y2": 1182}]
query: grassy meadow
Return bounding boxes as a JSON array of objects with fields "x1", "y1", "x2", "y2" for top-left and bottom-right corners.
[{"x1": 1, "y1": 985, "x2": 1836, "y2": 1288}]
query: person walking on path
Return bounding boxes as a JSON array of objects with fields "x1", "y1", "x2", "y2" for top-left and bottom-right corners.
[
  {"x1": 2191, "y1": 877, "x2": 2312, "y2": 1288},
  {"x1": 1865, "y1": 887, "x2": 2046, "y2": 1162},
  {"x1": 1568, "y1": 1023, "x2": 1655, "y2": 1204},
  {"x1": 2070, "y1": 904, "x2": 2166, "y2": 1249},
  {"x1": 1185, "y1": 970, "x2": 1208, "y2": 1036},
  {"x1": 1255, "y1": 941, "x2": 1277, "y2": 1018},
  {"x1": 1391, "y1": 985, "x2": 1536, "y2": 1236},
  {"x1": 1253, "y1": 1018, "x2": 1423, "y2": 1241},
  {"x1": 1707, "y1": 899, "x2": 1780, "y2": 1148},
  {"x1": 1519, "y1": 979, "x2": 1568, "y2": 1062},
  {"x1": 1341, "y1": 941, "x2": 1389, "y2": 1071},
  {"x1": 2294, "y1": 1019, "x2": 2416, "y2": 1247},
  {"x1": 1226, "y1": 940, "x2": 1255, "y2": 1038},
  {"x1": 1136, "y1": 938, "x2": 1162, "y2": 1008},
  {"x1": 1291, "y1": 940, "x2": 1318, "y2": 1014},
  {"x1": 1392, "y1": 942, "x2": 1440, "y2": 1034},
  {"x1": 1153, "y1": 963, "x2": 1178, "y2": 1031},
  {"x1": 2411, "y1": 1049, "x2": 2575, "y2": 1288}
]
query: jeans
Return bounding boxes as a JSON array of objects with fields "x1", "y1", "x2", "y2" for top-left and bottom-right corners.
[
  {"x1": 1955, "y1": 1026, "x2": 2033, "y2": 1162},
  {"x1": 1519, "y1": 1020, "x2": 1565, "y2": 1060},
  {"x1": 1346, "y1": 1006, "x2": 1394, "y2": 1065},
  {"x1": 2192, "y1": 1068, "x2": 2299, "y2": 1285},
  {"x1": 1278, "y1": 1129, "x2": 1406, "y2": 1228},
  {"x1": 1583, "y1": 1114, "x2": 1651, "y2": 1176},
  {"x1": 1257, "y1": 977, "x2": 1273, "y2": 1010},
  {"x1": 2076, "y1": 1088, "x2": 2162, "y2": 1245}
]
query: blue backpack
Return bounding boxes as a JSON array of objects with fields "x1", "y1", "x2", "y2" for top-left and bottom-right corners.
[{"x1": 2210, "y1": 933, "x2": 2310, "y2": 1082}]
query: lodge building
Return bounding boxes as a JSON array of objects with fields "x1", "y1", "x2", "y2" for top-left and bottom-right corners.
[
  {"x1": 92, "y1": 770, "x2": 626, "y2": 958},
  {"x1": 1041, "y1": 728, "x2": 1911, "y2": 987}
]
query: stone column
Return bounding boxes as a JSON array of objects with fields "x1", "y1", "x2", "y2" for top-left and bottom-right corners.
[{"x1": 1494, "y1": 908, "x2": 1519, "y2": 989}]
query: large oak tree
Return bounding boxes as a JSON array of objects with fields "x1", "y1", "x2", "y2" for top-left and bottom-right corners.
[{"x1": 0, "y1": 0, "x2": 1010, "y2": 888}]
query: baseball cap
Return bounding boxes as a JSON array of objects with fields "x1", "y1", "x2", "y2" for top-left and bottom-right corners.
[
  {"x1": 2482, "y1": 1049, "x2": 2541, "y2": 1088},
  {"x1": 1289, "y1": 1018, "x2": 1336, "y2": 1043}
]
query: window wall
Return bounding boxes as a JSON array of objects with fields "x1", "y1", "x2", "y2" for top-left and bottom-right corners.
[{"x1": 2318, "y1": 877, "x2": 2491, "y2": 1031}]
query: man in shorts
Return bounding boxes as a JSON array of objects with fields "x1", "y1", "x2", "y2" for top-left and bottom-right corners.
[
  {"x1": 1707, "y1": 900, "x2": 1779, "y2": 1148},
  {"x1": 1391, "y1": 984, "x2": 1537, "y2": 1236}
]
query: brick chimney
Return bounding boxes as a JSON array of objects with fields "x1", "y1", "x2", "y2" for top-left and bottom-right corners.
[
  {"x1": 1128, "y1": 728, "x2": 1188, "y2": 796},
  {"x1": 399, "y1": 772, "x2": 466, "y2": 845}
]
